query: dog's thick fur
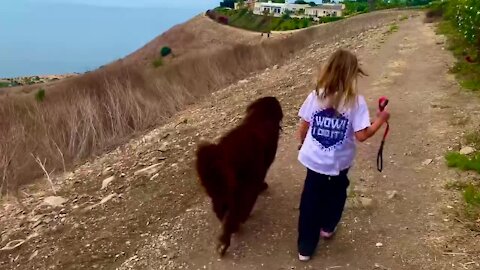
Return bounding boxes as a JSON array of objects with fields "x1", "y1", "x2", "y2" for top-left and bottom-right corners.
[{"x1": 195, "y1": 96, "x2": 283, "y2": 256}]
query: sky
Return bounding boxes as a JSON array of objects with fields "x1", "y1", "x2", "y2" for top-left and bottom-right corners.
[
  {"x1": 0, "y1": 0, "x2": 220, "y2": 77},
  {"x1": 27, "y1": 0, "x2": 220, "y2": 9}
]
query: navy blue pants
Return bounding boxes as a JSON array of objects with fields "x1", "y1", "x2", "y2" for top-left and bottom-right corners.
[{"x1": 297, "y1": 168, "x2": 350, "y2": 257}]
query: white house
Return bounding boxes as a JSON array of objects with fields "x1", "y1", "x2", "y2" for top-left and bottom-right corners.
[
  {"x1": 285, "y1": 3, "x2": 311, "y2": 14},
  {"x1": 305, "y1": 4, "x2": 344, "y2": 17},
  {"x1": 253, "y1": 1, "x2": 287, "y2": 17},
  {"x1": 243, "y1": 1, "x2": 344, "y2": 18},
  {"x1": 252, "y1": 1, "x2": 313, "y2": 17}
]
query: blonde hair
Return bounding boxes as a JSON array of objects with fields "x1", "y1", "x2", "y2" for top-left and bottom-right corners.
[{"x1": 315, "y1": 49, "x2": 366, "y2": 111}]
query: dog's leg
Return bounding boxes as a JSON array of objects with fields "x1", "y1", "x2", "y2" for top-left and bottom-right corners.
[
  {"x1": 239, "y1": 190, "x2": 259, "y2": 224},
  {"x1": 217, "y1": 204, "x2": 241, "y2": 256},
  {"x1": 217, "y1": 229, "x2": 232, "y2": 257},
  {"x1": 254, "y1": 163, "x2": 269, "y2": 195},
  {"x1": 212, "y1": 199, "x2": 228, "y2": 221},
  {"x1": 216, "y1": 167, "x2": 240, "y2": 256}
]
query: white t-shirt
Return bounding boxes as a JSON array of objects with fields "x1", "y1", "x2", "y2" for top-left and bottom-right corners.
[{"x1": 298, "y1": 91, "x2": 371, "y2": 176}]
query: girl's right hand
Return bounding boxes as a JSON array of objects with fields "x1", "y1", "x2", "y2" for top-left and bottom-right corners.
[{"x1": 377, "y1": 110, "x2": 390, "y2": 122}]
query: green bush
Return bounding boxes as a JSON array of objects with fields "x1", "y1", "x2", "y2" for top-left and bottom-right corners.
[
  {"x1": 406, "y1": 0, "x2": 432, "y2": 6},
  {"x1": 35, "y1": 88, "x2": 46, "y2": 102},
  {"x1": 344, "y1": 1, "x2": 370, "y2": 16},
  {"x1": 301, "y1": 18, "x2": 310, "y2": 28},
  {"x1": 152, "y1": 58, "x2": 163, "y2": 68},
  {"x1": 160, "y1": 46, "x2": 172, "y2": 57},
  {"x1": 437, "y1": 13, "x2": 480, "y2": 91},
  {"x1": 237, "y1": 8, "x2": 248, "y2": 16},
  {"x1": 446, "y1": 152, "x2": 480, "y2": 173},
  {"x1": 464, "y1": 184, "x2": 480, "y2": 206},
  {"x1": 319, "y1": 16, "x2": 343, "y2": 24},
  {"x1": 388, "y1": 23, "x2": 399, "y2": 33},
  {"x1": 446, "y1": 0, "x2": 480, "y2": 46}
]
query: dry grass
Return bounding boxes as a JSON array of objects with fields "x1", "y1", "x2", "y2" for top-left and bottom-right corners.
[
  {"x1": 3, "y1": 44, "x2": 278, "y2": 193},
  {"x1": 0, "y1": 10, "x2": 402, "y2": 194},
  {"x1": 0, "y1": 72, "x2": 151, "y2": 192}
]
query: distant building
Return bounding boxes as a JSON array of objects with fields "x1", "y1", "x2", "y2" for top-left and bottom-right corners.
[
  {"x1": 252, "y1": 1, "x2": 288, "y2": 17},
  {"x1": 305, "y1": 4, "x2": 344, "y2": 17},
  {"x1": 285, "y1": 3, "x2": 311, "y2": 15},
  {"x1": 239, "y1": 1, "x2": 344, "y2": 18}
]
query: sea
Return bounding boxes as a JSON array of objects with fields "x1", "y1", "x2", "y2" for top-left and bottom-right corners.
[{"x1": 0, "y1": 0, "x2": 219, "y2": 78}]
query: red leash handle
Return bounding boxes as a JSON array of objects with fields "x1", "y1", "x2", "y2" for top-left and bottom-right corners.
[
  {"x1": 377, "y1": 96, "x2": 390, "y2": 172},
  {"x1": 378, "y1": 96, "x2": 390, "y2": 141},
  {"x1": 378, "y1": 96, "x2": 389, "y2": 111}
]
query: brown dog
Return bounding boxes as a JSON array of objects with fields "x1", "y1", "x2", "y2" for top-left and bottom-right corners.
[{"x1": 195, "y1": 96, "x2": 283, "y2": 256}]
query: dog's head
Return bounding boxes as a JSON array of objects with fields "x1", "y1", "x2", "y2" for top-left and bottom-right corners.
[{"x1": 246, "y1": 96, "x2": 283, "y2": 124}]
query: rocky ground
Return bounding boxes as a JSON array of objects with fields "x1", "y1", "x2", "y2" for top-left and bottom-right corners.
[{"x1": 1, "y1": 11, "x2": 480, "y2": 270}]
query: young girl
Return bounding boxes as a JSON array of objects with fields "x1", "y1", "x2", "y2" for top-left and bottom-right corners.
[{"x1": 296, "y1": 49, "x2": 390, "y2": 261}]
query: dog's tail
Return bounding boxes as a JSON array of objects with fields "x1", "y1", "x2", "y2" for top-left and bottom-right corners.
[{"x1": 196, "y1": 142, "x2": 226, "y2": 198}]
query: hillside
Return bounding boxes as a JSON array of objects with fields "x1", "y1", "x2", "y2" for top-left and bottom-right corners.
[
  {"x1": 1, "y1": 8, "x2": 480, "y2": 270},
  {"x1": 0, "y1": 10, "x2": 403, "y2": 194},
  {"x1": 0, "y1": 13, "x2": 276, "y2": 192},
  {"x1": 120, "y1": 14, "x2": 263, "y2": 66}
]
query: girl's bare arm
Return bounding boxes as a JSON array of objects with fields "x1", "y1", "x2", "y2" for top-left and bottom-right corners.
[{"x1": 355, "y1": 111, "x2": 390, "y2": 142}]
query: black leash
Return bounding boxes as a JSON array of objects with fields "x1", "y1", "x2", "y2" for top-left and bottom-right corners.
[{"x1": 377, "y1": 97, "x2": 390, "y2": 172}]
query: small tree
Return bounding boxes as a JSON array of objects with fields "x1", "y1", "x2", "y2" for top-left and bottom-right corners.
[
  {"x1": 160, "y1": 46, "x2": 172, "y2": 57},
  {"x1": 219, "y1": 0, "x2": 235, "y2": 9},
  {"x1": 283, "y1": 9, "x2": 293, "y2": 18},
  {"x1": 35, "y1": 88, "x2": 46, "y2": 102},
  {"x1": 237, "y1": 0, "x2": 245, "y2": 9},
  {"x1": 301, "y1": 18, "x2": 310, "y2": 28}
]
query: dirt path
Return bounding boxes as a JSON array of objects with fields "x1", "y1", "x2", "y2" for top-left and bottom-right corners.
[
  {"x1": 1, "y1": 12, "x2": 480, "y2": 270},
  {"x1": 117, "y1": 15, "x2": 480, "y2": 270}
]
